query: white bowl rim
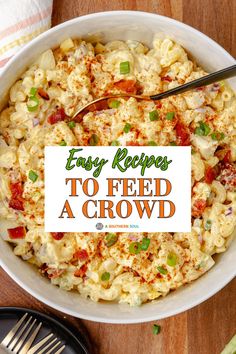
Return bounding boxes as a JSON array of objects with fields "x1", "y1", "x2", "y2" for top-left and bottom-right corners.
[
  {"x1": 0, "y1": 10, "x2": 235, "y2": 323},
  {"x1": 1, "y1": 253, "x2": 235, "y2": 323}
]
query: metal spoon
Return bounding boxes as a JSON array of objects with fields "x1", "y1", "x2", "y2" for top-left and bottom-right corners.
[{"x1": 72, "y1": 64, "x2": 236, "y2": 118}]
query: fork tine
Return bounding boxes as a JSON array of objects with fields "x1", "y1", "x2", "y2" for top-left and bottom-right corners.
[
  {"x1": 8, "y1": 316, "x2": 33, "y2": 350},
  {"x1": 13, "y1": 318, "x2": 37, "y2": 353},
  {"x1": 1, "y1": 313, "x2": 28, "y2": 346},
  {"x1": 55, "y1": 345, "x2": 66, "y2": 354},
  {"x1": 44, "y1": 340, "x2": 61, "y2": 354},
  {"x1": 27, "y1": 334, "x2": 54, "y2": 354},
  {"x1": 37, "y1": 337, "x2": 57, "y2": 354},
  {"x1": 18, "y1": 322, "x2": 42, "y2": 354}
]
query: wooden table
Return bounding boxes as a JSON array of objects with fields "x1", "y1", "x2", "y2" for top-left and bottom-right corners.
[{"x1": 1, "y1": 1, "x2": 236, "y2": 353}]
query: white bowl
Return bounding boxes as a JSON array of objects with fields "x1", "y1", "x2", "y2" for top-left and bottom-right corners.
[{"x1": 0, "y1": 11, "x2": 235, "y2": 323}]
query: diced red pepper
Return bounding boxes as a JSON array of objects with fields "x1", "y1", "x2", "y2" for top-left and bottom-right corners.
[
  {"x1": 175, "y1": 122, "x2": 190, "y2": 146},
  {"x1": 155, "y1": 102, "x2": 162, "y2": 109},
  {"x1": 8, "y1": 226, "x2": 26, "y2": 239},
  {"x1": 74, "y1": 264, "x2": 87, "y2": 277},
  {"x1": 223, "y1": 150, "x2": 232, "y2": 164},
  {"x1": 51, "y1": 232, "x2": 64, "y2": 240},
  {"x1": 205, "y1": 166, "x2": 218, "y2": 184},
  {"x1": 114, "y1": 80, "x2": 141, "y2": 94},
  {"x1": 192, "y1": 199, "x2": 207, "y2": 218},
  {"x1": 126, "y1": 141, "x2": 142, "y2": 146},
  {"x1": 48, "y1": 108, "x2": 66, "y2": 124},
  {"x1": 38, "y1": 88, "x2": 50, "y2": 100},
  {"x1": 161, "y1": 75, "x2": 172, "y2": 82},
  {"x1": 9, "y1": 182, "x2": 24, "y2": 211},
  {"x1": 73, "y1": 249, "x2": 89, "y2": 261}
]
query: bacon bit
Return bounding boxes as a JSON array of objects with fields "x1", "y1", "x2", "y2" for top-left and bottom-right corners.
[
  {"x1": 74, "y1": 264, "x2": 87, "y2": 277},
  {"x1": 175, "y1": 122, "x2": 190, "y2": 146},
  {"x1": 48, "y1": 108, "x2": 66, "y2": 124},
  {"x1": 114, "y1": 80, "x2": 141, "y2": 94},
  {"x1": 40, "y1": 263, "x2": 48, "y2": 274},
  {"x1": 38, "y1": 88, "x2": 50, "y2": 100},
  {"x1": 192, "y1": 199, "x2": 207, "y2": 218},
  {"x1": 205, "y1": 166, "x2": 218, "y2": 184},
  {"x1": 218, "y1": 162, "x2": 236, "y2": 191},
  {"x1": 9, "y1": 182, "x2": 24, "y2": 211},
  {"x1": 51, "y1": 232, "x2": 64, "y2": 240},
  {"x1": 48, "y1": 269, "x2": 64, "y2": 279},
  {"x1": 73, "y1": 249, "x2": 89, "y2": 261},
  {"x1": 8, "y1": 226, "x2": 26, "y2": 239},
  {"x1": 155, "y1": 102, "x2": 162, "y2": 109},
  {"x1": 161, "y1": 75, "x2": 172, "y2": 82}
]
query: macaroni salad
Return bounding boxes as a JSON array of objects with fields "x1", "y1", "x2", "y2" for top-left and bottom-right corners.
[{"x1": 0, "y1": 37, "x2": 235, "y2": 306}]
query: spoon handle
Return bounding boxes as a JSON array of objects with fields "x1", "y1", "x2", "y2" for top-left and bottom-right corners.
[{"x1": 150, "y1": 64, "x2": 236, "y2": 101}]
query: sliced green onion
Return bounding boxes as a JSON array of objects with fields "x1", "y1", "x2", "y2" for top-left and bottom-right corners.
[
  {"x1": 148, "y1": 141, "x2": 157, "y2": 146},
  {"x1": 28, "y1": 170, "x2": 38, "y2": 183},
  {"x1": 191, "y1": 148, "x2": 196, "y2": 154},
  {"x1": 101, "y1": 272, "x2": 110, "y2": 281},
  {"x1": 29, "y1": 87, "x2": 37, "y2": 96},
  {"x1": 204, "y1": 219, "x2": 212, "y2": 231},
  {"x1": 157, "y1": 266, "x2": 167, "y2": 275},
  {"x1": 211, "y1": 131, "x2": 225, "y2": 141},
  {"x1": 167, "y1": 253, "x2": 177, "y2": 267},
  {"x1": 166, "y1": 112, "x2": 175, "y2": 120},
  {"x1": 89, "y1": 134, "x2": 99, "y2": 146},
  {"x1": 27, "y1": 96, "x2": 39, "y2": 112},
  {"x1": 149, "y1": 110, "x2": 159, "y2": 121},
  {"x1": 129, "y1": 242, "x2": 142, "y2": 255},
  {"x1": 120, "y1": 61, "x2": 130, "y2": 74},
  {"x1": 141, "y1": 237, "x2": 150, "y2": 251},
  {"x1": 59, "y1": 140, "x2": 67, "y2": 146},
  {"x1": 111, "y1": 140, "x2": 120, "y2": 146},
  {"x1": 105, "y1": 233, "x2": 118, "y2": 247},
  {"x1": 170, "y1": 141, "x2": 177, "y2": 146},
  {"x1": 123, "y1": 123, "x2": 131, "y2": 133},
  {"x1": 68, "y1": 121, "x2": 76, "y2": 129},
  {"x1": 153, "y1": 324, "x2": 161, "y2": 335},
  {"x1": 195, "y1": 121, "x2": 211, "y2": 136},
  {"x1": 108, "y1": 100, "x2": 120, "y2": 109}
]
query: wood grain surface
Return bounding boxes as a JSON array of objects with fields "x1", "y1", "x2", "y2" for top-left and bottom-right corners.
[{"x1": 1, "y1": 1, "x2": 236, "y2": 354}]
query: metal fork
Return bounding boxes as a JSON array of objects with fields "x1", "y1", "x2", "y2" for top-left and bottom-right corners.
[
  {"x1": 28, "y1": 333, "x2": 65, "y2": 354},
  {"x1": 0, "y1": 313, "x2": 41, "y2": 353},
  {"x1": 0, "y1": 313, "x2": 65, "y2": 354}
]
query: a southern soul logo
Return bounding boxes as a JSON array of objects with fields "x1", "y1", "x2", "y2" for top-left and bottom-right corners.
[{"x1": 45, "y1": 146, "x2": 191, "y2": 232}]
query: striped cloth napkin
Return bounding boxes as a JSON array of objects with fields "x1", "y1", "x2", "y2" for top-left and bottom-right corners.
[{"x1": 0, "y1": 0, "x2": 53, "y2": 74}]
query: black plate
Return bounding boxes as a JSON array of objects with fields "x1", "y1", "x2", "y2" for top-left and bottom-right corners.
[{"x1": 0, "y1": 307, "x2": 91, "y2": 354}]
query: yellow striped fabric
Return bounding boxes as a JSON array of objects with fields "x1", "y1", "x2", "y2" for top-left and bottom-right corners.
[{"x1": 0, "y1": 25, "x2": 49, "y2": 56}]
